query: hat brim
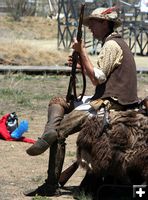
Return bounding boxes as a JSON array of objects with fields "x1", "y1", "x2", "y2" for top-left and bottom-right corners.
[{"x1": 83, "y1": 16, "x2": 122, "y2": 28}]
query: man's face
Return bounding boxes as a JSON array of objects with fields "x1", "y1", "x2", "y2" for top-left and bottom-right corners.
[{"x1": 88, "y1": 19, "x2": 107, "y2": 40}]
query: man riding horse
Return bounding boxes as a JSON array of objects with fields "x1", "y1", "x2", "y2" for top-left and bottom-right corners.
[{"x1": 24, "y1": 6, "x2": 144, "y2": 197}]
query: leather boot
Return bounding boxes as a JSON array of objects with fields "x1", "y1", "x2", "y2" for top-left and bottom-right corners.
[
  {"x1": 26, "y1": 104, "x2": 65, "y2": 156},
  {"x1": 24, "y1": 140, "x2": 66, "y2": 197}
]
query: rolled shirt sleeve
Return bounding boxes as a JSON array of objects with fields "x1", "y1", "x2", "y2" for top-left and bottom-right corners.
[{"x1": 94, "y1": 40, "x2": 123, "y2": 84}]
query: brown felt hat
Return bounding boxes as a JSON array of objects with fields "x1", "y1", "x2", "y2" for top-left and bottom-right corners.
[{"x1": 83, "y1": 7, "x2": 121, "y2": 28}]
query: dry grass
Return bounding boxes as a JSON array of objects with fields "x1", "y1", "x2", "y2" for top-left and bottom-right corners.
[
  {"x1": 0, "y1": 40, "x2": 69, "y2": 65},
  {"x1": 0, "y1": 15, "x2": 148, "y2": 68},
  {"x1": 0, "y1": 16, "x2": 69, "y2": 66},
  {"x1": 0, "y1": 16, "x2": 57, "y2": 39}
]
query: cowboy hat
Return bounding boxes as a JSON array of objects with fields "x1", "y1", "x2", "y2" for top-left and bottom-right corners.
[{"x1": 83, "y1": 7, "x2": 122, "y2": 28}]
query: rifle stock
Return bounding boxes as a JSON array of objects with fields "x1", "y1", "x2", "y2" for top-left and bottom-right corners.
[{"x1": 59, "y1": 161, "x2": 79, "y2": 187}]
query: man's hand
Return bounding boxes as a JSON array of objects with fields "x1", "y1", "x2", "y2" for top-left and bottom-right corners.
[
  {"x1": 72, "y1": 37, "x2": 85, "y2": 53},
  {"x1": 67, "y1": 55, "x2": 82, "y2": 69},
  {"x1": 66, "y1": 37, "x2": 85, "y2": 70}
]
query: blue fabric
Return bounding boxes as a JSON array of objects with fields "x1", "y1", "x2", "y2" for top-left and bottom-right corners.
[{"x1": 11, "y1": 120, "x2": 29, "y2": 139}]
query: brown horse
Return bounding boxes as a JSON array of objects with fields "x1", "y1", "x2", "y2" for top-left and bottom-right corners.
[{"x1": 76, "y1": 110, "x2": 148, "y2": 198}]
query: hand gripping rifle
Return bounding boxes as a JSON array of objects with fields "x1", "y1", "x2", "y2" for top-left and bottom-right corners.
[
  {"x1": 59, "y1": 4, "x2": 86, "y2": 187},
  {"x1": 66, "y1": 3, "x2": 86, "y2": 103}
]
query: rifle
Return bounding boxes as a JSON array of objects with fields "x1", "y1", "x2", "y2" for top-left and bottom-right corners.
[
  {"x1": 59, "y1": 4, "x2": 86, "y2": 187},
  {"x1": 66, "y1": 3, "x2": 86, "y2": 103}
]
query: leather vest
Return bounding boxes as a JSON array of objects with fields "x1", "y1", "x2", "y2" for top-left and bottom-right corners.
[{"x1": 92, "y1": 34, "x2": 139, "y2": 105}]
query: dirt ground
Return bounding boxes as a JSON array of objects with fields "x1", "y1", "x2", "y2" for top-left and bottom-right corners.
[
  {"x1": 0, "y1": 16, "x2": 148, "y2": 200},
  {"x1": 0, "y1": 74, "x2": 89, "y2": 200},
  {"x1": 0, "y1": 73, "x2": 147, "y2": 200}
]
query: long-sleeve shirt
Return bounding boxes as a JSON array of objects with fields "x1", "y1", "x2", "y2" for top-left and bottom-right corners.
[{"x1": 94, "y1": 33, "x2": 123, "y2": 84}]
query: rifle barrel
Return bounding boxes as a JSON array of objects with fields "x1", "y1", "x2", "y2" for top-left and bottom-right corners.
[{"x1": 66, "y1": 4, "x2": 86, "y2": 103}]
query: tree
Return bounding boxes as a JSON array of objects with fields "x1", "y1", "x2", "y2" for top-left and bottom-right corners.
[{"x1": 6, "y1": 0, "x2": 36, "y2": 21}]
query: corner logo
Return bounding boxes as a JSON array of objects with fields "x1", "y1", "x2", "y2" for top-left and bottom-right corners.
[{"x1": 133, "y1": 185, "x2": 147, "y2": 199}]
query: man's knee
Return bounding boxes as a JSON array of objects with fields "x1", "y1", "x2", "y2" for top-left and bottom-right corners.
[
  {"x1": 58, "y1": 110, "x2": 89, "y2": 139},
  {"x1": 48, "y1": 96, "x2": 74, "y2": 114}
]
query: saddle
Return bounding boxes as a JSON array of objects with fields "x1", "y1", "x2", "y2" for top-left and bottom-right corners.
[{"x1": 90, "y1": 96, "x2": 148, "y2": 115}]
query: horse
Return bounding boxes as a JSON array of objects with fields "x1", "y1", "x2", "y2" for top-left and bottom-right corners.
[{"x1": 76, "y1": 108, "x2": 148, "y2": 199}]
